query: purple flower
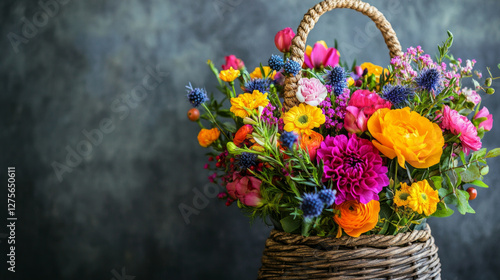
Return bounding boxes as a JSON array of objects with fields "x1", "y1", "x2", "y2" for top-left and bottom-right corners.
[{"x1": 316, "y1": 134, "x2": 389, "y2": 204}]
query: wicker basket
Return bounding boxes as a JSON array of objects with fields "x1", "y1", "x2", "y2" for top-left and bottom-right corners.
[
  {"x1": 258, "y1": 225, "x2": 441, "y2": 279},
  {"x1": 258, "y1": 0, "x2": 442, "y2": 279}
]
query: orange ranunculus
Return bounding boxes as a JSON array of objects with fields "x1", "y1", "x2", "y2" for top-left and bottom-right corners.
[
  {"x1": 197, "y1": 128, "x2": 220, "y2": 148},
  {"x1": 249, "y1": 66, "x2": 276, "y2": 80},
  {"x1": 300, "y1": 131, "x2": 324, "y2": 161},
  {"x1": 334, "y1": 200, "x2": 380, "y2": 238},
  {"x1": 367, "y1": 107, "x2": 444, "y2": 169},
  {"x1": 233, "y1": 124, "x2": 254, "y2": 147}
]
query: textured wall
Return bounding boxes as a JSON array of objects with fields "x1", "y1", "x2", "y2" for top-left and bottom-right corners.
[{"x1": 1, "y1": 0, "x2": 500, "y2": 279}]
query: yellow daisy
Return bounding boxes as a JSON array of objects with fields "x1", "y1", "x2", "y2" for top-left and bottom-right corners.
[
  {"x1": 230, "y1": 90, "x2": 269, "y2": 118},
  {"x1": 283, "y1": 103, "x2": 325, "y2": 135},
  {"x1": 249, "y1": 66, "x2": 275, "y2": 80},
  {"x1": 219, "y1": 67, "x2": 240, "y2": 82},
  {"x1": 394, "y1": 182, "x2": 411, "y2": 207},
  {"x1": 407, "y1": 179, "x2": 440, "y2": 216}
]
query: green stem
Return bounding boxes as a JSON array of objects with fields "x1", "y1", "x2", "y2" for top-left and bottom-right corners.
[
  {"x1": 230, "y1": 82, "x2": 236, "y2": 98},
  {"x1": 201, "y1": 103, "x2": 230, "y2": 140}
]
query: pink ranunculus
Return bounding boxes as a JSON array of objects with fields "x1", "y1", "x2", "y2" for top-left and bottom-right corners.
[
  {"x1": 222, "y1": 55, "x2": 245, "y2": 71},
  {"x1": 226, "y1": 172, "x2": 263, "y2": 207},
  {"x1": 296, "y1": 77, "x2": 328, "y2": 106},
  {"x1": 343, "y1": 90, "x2": 392, "y2": 133},
  {"x1": 274, "y1": 27, "x2": 295, "y2": 53},
  {"x1": 441, "y1": 105, "x2": 482, "y2": 155},
  {"x1": 474, "y1": 107, "x2": 493, "y2": 131},
  {"x1": 304, "y1": 42, "x2": 340, "y2": 69}
]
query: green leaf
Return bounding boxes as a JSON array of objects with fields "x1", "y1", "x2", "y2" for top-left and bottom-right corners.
[
  {"x1": 497, "y1": 63, "x2": 500, "y2": 70},
  {"x1": 460, "y1": 164, "x2": 481, "y2": 183},
  {"x1": 222, "y1": 122, "x2": 236, "y2": 133},
  {"x1": 280, "y1": 215, "x2": 302, "y2": 233},
  {"x1": 432, "y1": 203, "x2": 455, "y2": 217},
  {"x1": 469, "y1": 179, "x2": 489, "y2": 188},
  {"x1": 486, "y1": 148, "x2": 500, "y2": 158},
  {"x1": 456, "y1": 189, "x2": 474, "y2": 215},
  {"x1": 430, "y1": 176, "x2": 443, "y2": 190}
]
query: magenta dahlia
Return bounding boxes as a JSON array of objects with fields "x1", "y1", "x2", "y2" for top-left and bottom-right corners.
[{"x1": 316, "y1": 134, "x2": 389, "y2": 205}]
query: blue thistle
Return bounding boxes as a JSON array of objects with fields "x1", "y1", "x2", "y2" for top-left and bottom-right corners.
[
  {"x1": 238, "y1": 152, "x2": 257, "y2": 169},
  {"x1": 244, "y1": 79, "x2": 272, "y2": 93},
  {"x1": 300, "y1": 193, "x2": 323, "y2": 219},
  {"x1": 416, "y1": 68, "x2": 443, "y2": 93},
  {"x1": 324, "y1": 66, "x2": 348, "y2": 96},
  {"x1": 279, "y1": 131, "x2": 298, "y2": 150},
  {"x1": 284, "y1": 59, "x2": 301, "y2": 76},
  {"x1": 318, "y1": 188, "x2": 336, "y2": 207},
  {"x1": 186, "y1": 82, "x2": 209, "y2": 108},
  {"x1": 268, "y1": 54, "x2": 284, "y2": 71},
  {"x1": 382, "y1": 84, "x2": 415, "y2": 108}
]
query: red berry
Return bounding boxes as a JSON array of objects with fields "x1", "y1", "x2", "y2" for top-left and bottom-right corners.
[
  {"x1": 187, "y1": 108, "x2": 200, "y2": 121},
  {"x1": 208, "y1": 157, "x2": 214, "y2": 161},
  {"x1": 230, "y1": 158, "x2": 235, "y2": 163},
  {"x1": 466, "y1": 187, "x2": 477, "y2": 200},
  {"x1": 215, "y1": 162, "x2": 221, "y2": 168},
  {"x1": 249, "y1": 166, "x2": 255, "y2": 171}
]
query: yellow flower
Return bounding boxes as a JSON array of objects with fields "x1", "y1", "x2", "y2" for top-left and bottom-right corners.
[
  {"x1": 249, "y1": 66, "x2": 275, "y2": 80},
  {"x1": 367, "y1": 107, "x2": 444, "y2": 169},
  {"x1": 283, "y1": 103, "x2": 325, "y2": 135},
  {"x1": 197, "y1": 128, "x2": 220, "y2": 148},
  {"x1": 219, "y1": 67, "x2": 240, "y2": 82},
  {"x1": 406, "y1": 180, "x2": 439, "y2": 216},
  {"x1": 394, "y1": 182, "x2": 411, "y2": 207},
  {"x1": 230, "y1": 90, "x2": 269, "y2": 118},
  {"x1": 360, "y1": 62, "x2": 388, "y2": 83}
]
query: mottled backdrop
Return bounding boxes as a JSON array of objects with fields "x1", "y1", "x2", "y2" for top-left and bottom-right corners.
[{"x1": 1, "y1": 0, "x2": 500, "y2": 279}]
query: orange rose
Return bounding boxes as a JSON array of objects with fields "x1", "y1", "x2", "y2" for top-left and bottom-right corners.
[
  {"x1": 197, "y1": 128, "x2": 220, "y2": 148},
  {"x1": 334, "y1": 200, "x2": 380, "y2": 238},
  {"x1": 233, "y1": 125, "x2": 254, "y2": 147},
  {"x1": 367, "y1": 107, "x2": 444, "y2": 169},
  {"x1": 300, "y1": 131, "x2": 324, "y2": 161}
]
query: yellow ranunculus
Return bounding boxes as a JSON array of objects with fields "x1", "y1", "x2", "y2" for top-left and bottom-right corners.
[
  {"x1": 219, "y1": 67, "x2": 240, "y2": 82},
  {"x1": 360, "y1": 62, "x2": 388, "y2": 83},
  {"x1": 230, "y1": 90, "x2": 269, "y2": 118},
  {"x1": 197, "y1": 128, "x2": 220, "y2": 148},
  {"x1": 249, "y1": 66, "x2": 275, "y2": 80},
  {"x1": 367, "y1": 107, "x2": 444, "y2": 169}
]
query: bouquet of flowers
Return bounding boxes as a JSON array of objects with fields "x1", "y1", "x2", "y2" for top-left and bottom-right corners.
[{"x1": 185, "y1": 27, "x2": 499, "y2": 238}]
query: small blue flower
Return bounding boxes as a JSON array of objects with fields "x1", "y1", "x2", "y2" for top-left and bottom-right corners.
[
  {"x1": 284, "y1": 59, "x2": 301, "y2": 76},
  {"x1": 416, "y1": 68, "x2": 443, "y2": 93},
  {"x1": 244, "y1": 79, "x2": 272, "y2": 93},
  {"x1": 239, "y1": 152, "x2": 257, "y2": 169},
  {"x1": 186, "y1": 82, "x2": 209, "y2": 108},
  {"x1": 279, "y1": 131, "x2": 298, "y2": 149},
  {"x1": 268, "y1": 54, "x2": 284, "y2": 71},
  {"x1": 300, "y1": 193, "x2": 323, "y2": 219},
  {"x1": 324, "y1": 66, "x2": 348, "y2": 96},
  {"x1": 318, "y1": 188, "x2": 336, "y2": 207},
  {"x1": 382, "y1": 84, "x2": 415, "y2": 108}
]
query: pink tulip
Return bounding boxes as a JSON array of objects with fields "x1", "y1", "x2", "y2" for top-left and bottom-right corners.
[
  {"x1": 274, "y1": 27, "x2": 295, "y2": 53},
  {"x1": 222, "y1": 55, "x2": 245, "y2": 70},
  {"x1": 474, "y1": 107, "x2": 493, "y2": 131},
  {"x1": 226, "y1": 172, "x2": 263, "y2": 207},
  {"x1": 344, "y1": 90, "x2": 391, "y2": 133},
  {"x1": 304, "y1": 42, "x2": 340, "y2": 69}
]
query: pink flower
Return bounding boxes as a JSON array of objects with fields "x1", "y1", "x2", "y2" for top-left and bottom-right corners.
[
  {"x1": 461, "y1": 87, "x2": 481, "y2": 105},
  {"x1": 441, "y1": 105, "x2": 482, "y2": 155},
  {"x1": 221, "y1": 55, "x2": 245, "y2": 71},
  {"x1": 474, "y1": 107, "x2": 493, "y2": 131},
  {"x1": 274, "y1": 27, "x2": 295, "y2": 53},
  {"x1": 226, "y1": 172, "x2": 263, "y2": 207},
  {"x1": 304, "y1": 42, "x2": 340, "y2": 69},
  {"x1": 316, "y1": 134, "x2": 389, "y2": 204},
  {"x1": 344, "y1": 90, "x2": 391, "y2": 134},
  {"x1": 296, "y1": 78, "x2": 328, "y2": 106}
]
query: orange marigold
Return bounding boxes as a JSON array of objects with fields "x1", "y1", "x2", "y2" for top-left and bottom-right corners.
[
  {"x1": 334, "y1": 200, "x2": 380, "y2": 238},
  {"x1": 197, "y1": 128, "x2": 220, "y2": 148}
]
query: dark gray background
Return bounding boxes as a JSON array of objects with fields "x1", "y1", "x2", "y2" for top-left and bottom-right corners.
[{"x1": 1, "y1": 0, "x2": 500, "y2": 279}]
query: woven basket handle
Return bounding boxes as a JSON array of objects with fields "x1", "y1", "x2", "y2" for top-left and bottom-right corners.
[{"x1": 283, "y1": 0, "x2": 403, "y2": 111}]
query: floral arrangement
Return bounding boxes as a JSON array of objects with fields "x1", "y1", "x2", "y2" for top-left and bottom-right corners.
[{"x1": 185, "y1": 28, "x2": 499, "y2": 237}]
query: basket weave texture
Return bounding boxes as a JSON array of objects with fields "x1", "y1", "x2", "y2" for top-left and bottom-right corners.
[{"x1": 257, "y1": 225, "x2": 441, "y2": 280}]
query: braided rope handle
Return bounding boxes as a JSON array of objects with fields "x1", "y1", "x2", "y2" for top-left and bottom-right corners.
[{"x1": 283, "y1": 0, "x2": 403, "y2": 110}]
